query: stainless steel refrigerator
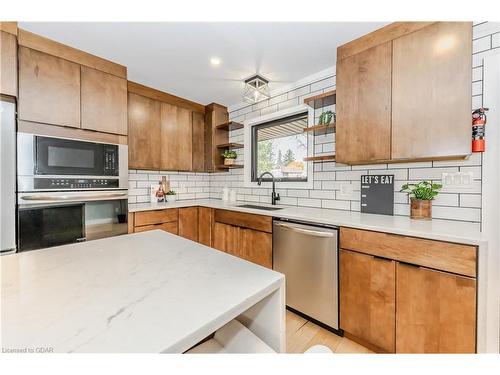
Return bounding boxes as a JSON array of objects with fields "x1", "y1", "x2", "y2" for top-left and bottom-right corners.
[{"x1": 1, "y1": 97, "x2": 16, "y2": 253}]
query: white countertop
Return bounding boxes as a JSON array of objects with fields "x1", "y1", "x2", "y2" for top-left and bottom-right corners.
[
  {"x1": 130, "y1": 199, "x2": 487, "y2": 246},
  {"x1": 1, "y1": 230, "x2": 284, "y2": 353}
]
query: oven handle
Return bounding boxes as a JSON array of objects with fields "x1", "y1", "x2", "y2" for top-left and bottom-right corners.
[{"x1": 20, "y1": 192, "x2": 128, "y2": 202}]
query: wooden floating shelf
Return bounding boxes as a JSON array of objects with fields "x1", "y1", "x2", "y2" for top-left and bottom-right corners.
[
  {"x1": 303, "y1": 89, "x2": 336, "y2": 105},
  {"x1": 216, "y1": 121, "x2": 244, "y2": 131},
  {"x1": 303, "y1": 123, "x2": 336, "y2": 134},
  {"x1": 303, "y1": 154, "x2": 336, "y2": 162},
  {"x1": 216, "y1": 164, "x2": 244, "y2": 169},
  {"x1": 216, "y1": 143, "x2": 244, "y2": 149}
]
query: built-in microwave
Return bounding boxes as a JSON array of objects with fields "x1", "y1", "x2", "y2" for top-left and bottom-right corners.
[{"x1": 17, "y1": 133, "x2": 128, "y2": 192}]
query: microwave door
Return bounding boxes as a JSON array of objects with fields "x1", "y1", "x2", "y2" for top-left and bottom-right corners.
[{"x1": 35, "y1": 136, "x2": 118, "y2": 176}]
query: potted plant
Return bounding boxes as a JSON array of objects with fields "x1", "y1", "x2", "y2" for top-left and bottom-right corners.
[
  {"x1": 400, "y1": 181, "x2": 442, "y2": 220},
  {"x1": 318, "y1": 111, "x2": 336, "y2": 126},
  {"x1": 222, "y1": 150, "x2": 237, "y2": 166},
  {"x1": 165, "y1": 190, "x2": 177, "y2": 202}
]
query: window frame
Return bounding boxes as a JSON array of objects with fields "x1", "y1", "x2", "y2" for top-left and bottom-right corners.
[{"x1": 244, "y1": 104, "x2": 314, "y2": 190}]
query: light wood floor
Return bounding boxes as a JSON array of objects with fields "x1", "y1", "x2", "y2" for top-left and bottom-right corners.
[{"x1": 286, "y1": 310, "x2": 373, "y2": 354}]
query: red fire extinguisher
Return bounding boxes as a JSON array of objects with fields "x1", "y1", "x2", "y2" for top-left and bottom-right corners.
[{"x1": 472, "y1": 107, "x2": 489, "y2": 152}]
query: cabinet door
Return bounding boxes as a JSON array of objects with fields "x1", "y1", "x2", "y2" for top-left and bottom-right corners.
[
  {"x1": 161, "y1": 103, "x2": 193, "y2": 171},
  {"x1": 392, "y1": 22, "x2": 472, "y2": 160},
  {"x1": 0, "y1": 31, "x2": 17, "y2": 96},
  {"x1": 339, "y1": 249, "x2": 396, "y2": 352},
  {"x1": 192, "y1": 111, "x2": 206, "y2": 172},
  {"x1": 396, "y1": 263, "x2": 476, "y2": 353},
  {"x1": 198, "y1": 207, "x2": 213, "y2": 246},
  {"x1": 81, "y1": 66, "x2": 128, "y2": 135},
  {"x1": 238, "y1": 228, "x2": 272, "y2": 268},
  {"x1": 134, "y1": 222, "x2": 178, "y2": 235},
  {"x1": 127, "y1": 93, "x2": 161, "y2": 170},
  {"x1": 18, "y1": 47, "x2": 81, "y2": 127},
  {"x1": 179, "y1": 207, "x2": 199, "y2": 242},
  {"x1": 212, "y1": 222, "x2": 238, "y2": 253},
  {"x1": 336, "y1": 42, "x2": 392, "y2": 164}
]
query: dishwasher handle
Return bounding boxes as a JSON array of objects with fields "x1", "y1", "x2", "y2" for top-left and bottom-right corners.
[{"x1": 274, "y1": 222, "x2": 336, "y2": 238}]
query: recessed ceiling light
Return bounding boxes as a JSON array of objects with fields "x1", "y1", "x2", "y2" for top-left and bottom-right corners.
[{"x1": 210, "y1": 57, "x2": 221, "y2": 66}]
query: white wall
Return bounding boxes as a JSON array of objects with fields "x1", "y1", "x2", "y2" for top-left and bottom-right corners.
[{"x1": 129, "y1": 22, "x2": 500, "y2": 226}]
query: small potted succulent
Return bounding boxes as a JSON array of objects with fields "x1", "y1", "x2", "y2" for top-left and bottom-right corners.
[
  {"x1": 222, "y1": 150, "x2": 237, "y2": 166},
  {"x1": 400, "y1": 181, "x2": 442, "y2": 220},
  {"x1": 165, "y1": 190, "x2": 177, "y2": 202},
  {"x1": 318, "y1": 111, "x2": 336, "y2": 126}
]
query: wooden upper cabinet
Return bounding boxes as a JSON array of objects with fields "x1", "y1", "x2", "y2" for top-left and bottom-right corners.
[
  {"x1": 396, "y1": 263, "x2": 476, "y2": 353},
  {"x1": 18, "y1": 47, "x2": 81, "y2": 127},
  {"x1": 161, "y1": 103, "x2": 193, "y2": 171},
  {"x1": 127, "y1": 93, "x2": 161, "y2": 170},
  {"x1": 0, "y1": 31, "x2": 17, "y2": 97},
  {"x1": 335, "y1": 41, "x2": 392, "y2": 164},
  {"x1": 392, "y1": 22, "x2": 472, "y2": 160},
  {"x1": 340, "y1": 249, "x2": 396, "y2": 353},
  {"x1": 192, "y1": 111, "x2": 206, "y2": 172},
  {"x1": 81, "y1": 66, "x2": 128, "y2": 135}
]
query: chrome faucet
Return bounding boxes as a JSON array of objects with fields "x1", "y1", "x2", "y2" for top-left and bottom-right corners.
[{"x1": 257, "y1": 172, "x2": 280, "y2": 205}]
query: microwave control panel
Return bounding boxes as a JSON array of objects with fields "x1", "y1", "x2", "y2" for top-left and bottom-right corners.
[{"x1": 34, "y1": 178, "x2": 119, "y2": 190}]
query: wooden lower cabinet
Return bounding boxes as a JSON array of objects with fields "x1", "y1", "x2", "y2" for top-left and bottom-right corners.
[
  {"x1": 238, "y1": 228, "x2": 272, "y2": 269},
  {"x1": 212, "y1": 222, "x2": 239, "y2": 254},
  {"x1": 178, "y1": 207, "x2": 199, "y2": 242},
  {"x1": 198, "y1": 207, "x2": 214, "y2": 246},
  {"x1": 212, "y1": 222, "x2": 272, "y2": 268},
  {"x1": 134, "y1": 222, "x2": 178, "y2": 235},
  {"x1": 339, "y1": 249, "x2": 396, "y2": 353},
  {"x1": 396, "y1": 263, "x2": 476, "y2": 353}
]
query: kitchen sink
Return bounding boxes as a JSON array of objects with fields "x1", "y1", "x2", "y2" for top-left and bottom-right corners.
[{"x1": 237, "y1": 204, "x2": 283, "y2": 211}]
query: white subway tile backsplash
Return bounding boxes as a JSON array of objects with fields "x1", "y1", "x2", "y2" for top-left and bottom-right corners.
[
  {"x1": 409, "y1": 167, "x2": 459, "y2": 180},
  {"x1": 460, "y1": 194, "x2": 482, "y2": 208}
]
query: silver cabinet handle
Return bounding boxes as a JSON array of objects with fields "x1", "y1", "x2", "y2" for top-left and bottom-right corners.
[
  {"x1": 274, "y1": 222, "x2": 335, "y2": 238},
  {"x1": 21, "y1": 193, "x2": 128, "y2": 201}
]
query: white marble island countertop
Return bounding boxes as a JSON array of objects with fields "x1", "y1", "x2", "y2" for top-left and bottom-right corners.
[{"x1": 1, "y1": 231, "x2": 285, "y2": 353}]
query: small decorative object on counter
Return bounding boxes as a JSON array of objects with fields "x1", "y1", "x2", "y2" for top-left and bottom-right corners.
[
  {"x1": 400, "y1": 180, "x2": 442, "y2": 220},
  {"x1": 165, "y1": 190, "x2": 177, "y2": 202},
  {"x1": 161, "y1": 176, "x2": 170, "y2": 193},
  {"x1": 318, "y1": 110, "x2": 336, "y2": 126},
  {"x1": 155, "y1": 181, "x2": 165, "y2": 203},
  {"x1": 222, "y1": 186, "x2": 230, "y2": 202},
  {"x1": 222, "y1": 150, "x2": 237, "y2": 166},
  {"x1": 472, "y1": 107, "x2": 489, "y2": 152},
  {"x1": 229, "y1": 189, "x2": 237, "y2": 203}
]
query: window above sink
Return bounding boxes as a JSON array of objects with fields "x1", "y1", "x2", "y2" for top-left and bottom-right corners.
[{"x1": 244, "y1": 105, "x2": 315, "y2": 190}]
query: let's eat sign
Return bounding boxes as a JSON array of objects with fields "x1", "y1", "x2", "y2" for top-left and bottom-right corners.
[{"x1": 360, "y1": 175, "x2": 394, "y2": 216}]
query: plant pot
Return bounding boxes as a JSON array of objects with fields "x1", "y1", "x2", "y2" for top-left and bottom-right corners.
[
  {"x1": 167, "y1": 195, "x2": 177, "y2": 202},
  {"x1": 224, "y1": 158, "x2": 236, "y2": 166},
  {"x1": 410, "y1": 198, "x2": 432, "y2": 220}
]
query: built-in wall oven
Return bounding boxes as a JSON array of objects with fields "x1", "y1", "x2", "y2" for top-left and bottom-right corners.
[{"x1": 17, "y1": 133, "x2": 129, "y2": 252}]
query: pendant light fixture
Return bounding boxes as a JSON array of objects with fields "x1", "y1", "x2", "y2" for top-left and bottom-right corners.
[{"x1": 243, "y1": 74, "x2": 270, "y2": 103}]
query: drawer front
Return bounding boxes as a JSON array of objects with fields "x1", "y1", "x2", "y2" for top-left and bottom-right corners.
[
  {"x1": 134, "y1": 221, "x2": 178, "y2": 235},
  {"x1": 134, "y1": 209, "x2": 178, "y2": 227},
  {"x1": 214, "y1": 209, "x2": 272, "y2": 233},
  {"x1": 340, "y1": 227, "x2": 477, "y2": 277}
]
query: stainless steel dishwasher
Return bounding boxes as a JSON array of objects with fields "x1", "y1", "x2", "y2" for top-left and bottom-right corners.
[{"x1": 273, "y1": 219, "x2": 339, "y2": 330}]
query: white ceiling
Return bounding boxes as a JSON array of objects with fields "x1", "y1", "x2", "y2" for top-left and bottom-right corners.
[{"x1": 19, "y1": 22, "x2": 388, "y2": 107}]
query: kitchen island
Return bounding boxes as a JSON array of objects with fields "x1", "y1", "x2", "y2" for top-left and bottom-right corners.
[{"x1": 1, "y1": 230, "x2": 285, "y2": 353}]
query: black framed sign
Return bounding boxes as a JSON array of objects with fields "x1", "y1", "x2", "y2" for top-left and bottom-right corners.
[{"x1": 360, "y1": 175, "x2": 394, "y2": 216}]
